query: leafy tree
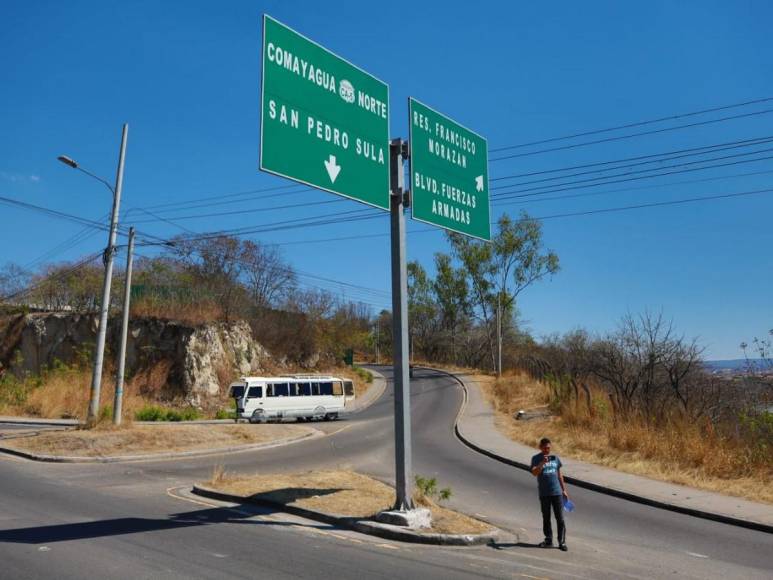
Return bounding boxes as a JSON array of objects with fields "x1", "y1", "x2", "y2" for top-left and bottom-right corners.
[
  {"x1": 448, "y1": 212, "x2": 559, "y2": 369},
  {"x1": 432, "y1": 253, "x2": 470, "y2": 364},
  {"x1": 407, "y1": 261, "x2": 439, "y2": 361}
]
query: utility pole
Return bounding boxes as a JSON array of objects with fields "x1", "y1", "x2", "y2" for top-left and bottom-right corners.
[
  {"x1": 389, "y1": 138, "x2": 414, "y2": 511},
  {"x1": 497, "y1": 293, "x2": 502, "y2": 377},
  {"x1": 88, "y1": 123, "x2": 128, "y2": 426},
  {"x1": 375, "y1": 317, "x2": 380, "y2": 365},
  {"x1": 113, "y1": 227, "x2": 135, "y2": 425}
]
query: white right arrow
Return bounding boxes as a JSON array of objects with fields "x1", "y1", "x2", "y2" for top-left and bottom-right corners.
[
  {"x1": 324, "y1": 154, "x2": 342, "y2": 184},
  {"x1": 475, "y1": 175, "x2": 484, "y2": 192}
]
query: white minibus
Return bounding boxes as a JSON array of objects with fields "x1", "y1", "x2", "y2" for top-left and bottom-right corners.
[{"x1": 228, "y1": 375, "x2": 355, "y2": 422}]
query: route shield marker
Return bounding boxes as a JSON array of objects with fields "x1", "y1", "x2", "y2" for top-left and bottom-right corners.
[
  {"x1": 408, "y1": 98, "x2": 491, "y2": 240},
  {"x1": 260, "y1": 15, "x2": 391, "y2": 210}
]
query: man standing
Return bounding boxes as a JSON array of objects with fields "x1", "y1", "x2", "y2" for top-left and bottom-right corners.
[{"x1": 530, "y1": 437, "x2": 569, "y2": 551}]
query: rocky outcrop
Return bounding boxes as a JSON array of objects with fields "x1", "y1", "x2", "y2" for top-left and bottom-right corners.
[
  {"x1": 0, "y1": 313, "x2": 270, "y2": 402},
  {"x1": 181, "y1": 321, "x2": 269, "y2": 402}
]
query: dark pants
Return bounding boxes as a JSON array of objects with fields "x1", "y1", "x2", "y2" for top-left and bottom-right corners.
[{"x1": 540, "y1": 495, "x2": 566, "y2": 544}]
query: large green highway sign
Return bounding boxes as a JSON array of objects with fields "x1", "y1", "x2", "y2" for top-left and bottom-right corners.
[
  {"x1": 409, "y1": 98, "x2": 490, "y2": 241},
  {"x1": 260, "y1": 15, "x2": 391, "y2": 210}
]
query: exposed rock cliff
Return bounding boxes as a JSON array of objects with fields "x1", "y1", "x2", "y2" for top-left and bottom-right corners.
[{"x1": 0, "y1": 313, "x2": 269, "y2": 402}]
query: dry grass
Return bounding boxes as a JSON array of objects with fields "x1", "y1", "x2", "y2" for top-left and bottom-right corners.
[
  {"x1": 205, "y1": 469, "x2": 493, "y2": 535},
  {"x1": 0, "y1": 365, "x2": 182, "y2": 421},
  {"x1": 476, "y1": 372, "x2": 773, "y2": 505},
  {"x1": 2, "y1": 423, "x2": 311, "y2": 458},
  {"x1": 130, "y1": 299, "x2": 224, "y2": 326}
]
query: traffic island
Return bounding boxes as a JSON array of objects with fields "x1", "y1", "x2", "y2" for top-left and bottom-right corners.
[
  {"x1": 192, "y1": 469, "x2": 500, "y2": 545},
  {"x1": 0, "y1": 423, "x2": 317, "y2": 463}
]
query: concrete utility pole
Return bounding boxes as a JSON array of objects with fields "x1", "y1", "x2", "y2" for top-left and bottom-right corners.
[
  {"x1": 497, "y1": 293, "x2": 502, "y2": 377},
  {"x1": 113, "y1": 226, "x2": 135, "y2": 426},
  {"x1": 389, "y1": 138, "x2": 414, "y2": 511},
  {"x1": 88, "y1": 123, "x2": 128, "y2": 426},
  {"x1": 375, "y1": 317, "x2": 380, "y2": 365}
]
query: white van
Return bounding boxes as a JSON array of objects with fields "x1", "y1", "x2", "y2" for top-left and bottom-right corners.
[{"x1": 228, "y1": 375, "x2": 355, "y2": 423}]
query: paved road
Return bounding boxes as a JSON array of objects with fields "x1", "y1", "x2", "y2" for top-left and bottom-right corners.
[{"x1": 0, "y1": 366, "x2": 770, "y2": 579}]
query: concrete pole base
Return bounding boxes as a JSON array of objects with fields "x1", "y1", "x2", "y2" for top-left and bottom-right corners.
[{"x1": 376, "y1": 508, "x2": 432, "y2": 529}]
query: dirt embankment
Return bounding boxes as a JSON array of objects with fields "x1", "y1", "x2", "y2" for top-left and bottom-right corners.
[{"x1": 475, "y1": 371, "x2": 773, "y2": 505}]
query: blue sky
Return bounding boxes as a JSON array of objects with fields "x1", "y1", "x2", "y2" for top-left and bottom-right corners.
[{"x1": 1, "y1": 0, "x2": 772, "y2": 359}]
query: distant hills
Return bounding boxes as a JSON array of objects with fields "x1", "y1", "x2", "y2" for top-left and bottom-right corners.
[{"x1": 704, "y1": 359, "x2": 757, "y2": 371}]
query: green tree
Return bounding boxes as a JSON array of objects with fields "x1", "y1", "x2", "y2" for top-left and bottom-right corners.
[
  {"x1": 407, "y1": 261, "x2": 439, "y2": 361},
  {"x1": 432, "y1": 253, "x2": 470, "y2": 364},
  {"x1": 448, "y1": 211, "x2": 559, "y2": 370}
]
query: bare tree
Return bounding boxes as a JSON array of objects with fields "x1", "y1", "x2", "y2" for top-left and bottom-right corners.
[
  {"x1": 0, "y1": 263, "x2": 30, "y2": 302},
  {"x1": 241, "y1": 241, "x2": 295, "y2": 309}
]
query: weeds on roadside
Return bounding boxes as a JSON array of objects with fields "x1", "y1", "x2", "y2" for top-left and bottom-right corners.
[
  {"x1": 414, "y1": 475, "x2": 452, "y2": 506},
  {"x1": 134, "y1": 404, "x2": 201, "y2": 422},
  {"x1": 352, "y1": 366, "x2": 373, "y2": 384}
]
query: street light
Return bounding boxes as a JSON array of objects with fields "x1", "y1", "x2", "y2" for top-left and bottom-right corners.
[
  {"x1": 58, "y1": 123, "x2": 128, "y2": 427},
  {"x1": 57, "y1": 155, "x2": 78, "y2": 168}
]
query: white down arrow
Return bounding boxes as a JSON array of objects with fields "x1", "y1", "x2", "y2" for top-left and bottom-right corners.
[{"x1": 324, "y1": 155, "x2": 341, "y2": 184}]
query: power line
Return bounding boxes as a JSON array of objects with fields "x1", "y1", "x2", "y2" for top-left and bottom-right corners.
[
  {"x1": 130, "y1": 198, "x2": 344, "y2": 225},
  {"x1": 491, "y1": 139, "x2": 773, "y2": 192},
  {"x1": 493, "y1": 168, "x2": 773, "y2": 208},
  {"x1": 490, "y1": 134, "x2": 773, "y2": 184},
  {"x1": 492, "y1": 152, "x2": 773, "y2": 202},
  {"x1": 1, "y1": 251, "x2": 104, "y2": 303},
  {"x1": 489, "y1": 108, "x2": 773, "y2": 162},
  {"x1": 489, "y1": 96, "x2": 773, "y2": 153},
  {"x1": 141, "y1": 183, "x2": 309, "y2": 211},
  {"x1": 532, "y1": 186, "x2": 773, "y2": 221}
]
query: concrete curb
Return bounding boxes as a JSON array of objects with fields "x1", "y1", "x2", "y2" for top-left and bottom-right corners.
[
  {"x1": 0, "y1": 417, "x2": 238, "y2": 427},
  {"x1": 421, "y1": 366, "x2": 773, "y2": 536},
  {"x1": 0, "y1": 429, "x2": 320, "y2": 464},
  {"x1": 191, "y1": 484, "x2": 499, "y2": 546}
]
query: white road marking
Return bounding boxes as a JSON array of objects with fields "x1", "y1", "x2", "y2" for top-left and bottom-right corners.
[
  {"x1": 376, "y1": 543, "x2": 399, "y2": 550},
  {"x1": 38, "y1": 547, "x2": 50, "y2": 552},
  {"x1": 686, "y1": 551, "x2": 709, "y2": 559}
]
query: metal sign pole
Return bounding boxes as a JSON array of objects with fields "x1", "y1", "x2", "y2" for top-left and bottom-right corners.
[{"x1": 389, "y1": 138, "x2": 414, "y2": 511}]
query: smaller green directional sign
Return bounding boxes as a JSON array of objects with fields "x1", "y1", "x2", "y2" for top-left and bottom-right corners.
[
  {"x1": 409, "y1": 98, "x2": 491, "y2": 241},
  {"x1": 260, "y1": 15, "x2": 390, "y2": 210}
]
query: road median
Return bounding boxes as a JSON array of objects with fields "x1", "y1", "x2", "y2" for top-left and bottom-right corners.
[
  {"x1": 0, "y1": 423, "x2": 319, "y2": 463},
  {"x1": 192, "y1": 469, "x2": 500, "y2": 545}
]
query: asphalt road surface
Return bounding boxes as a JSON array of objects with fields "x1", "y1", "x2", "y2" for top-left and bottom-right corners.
[{"x1": 0, "y1": 366, "x2": 770, "y2": 579}]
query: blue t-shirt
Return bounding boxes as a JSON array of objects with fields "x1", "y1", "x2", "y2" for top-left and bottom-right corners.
[{"x1": 531, "y1": 453, "x2": 563, "y2": 497}]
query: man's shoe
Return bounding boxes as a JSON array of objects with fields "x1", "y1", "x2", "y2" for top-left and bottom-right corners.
[
  {"x1": 538, "y1": 540, "x2": 553, "y2": 548},
  {"x1": 559, "y1": 544, "x2": 568, "y2": 552}
]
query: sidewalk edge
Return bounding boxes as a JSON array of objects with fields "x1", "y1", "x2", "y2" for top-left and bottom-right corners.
[{"x1": 421, "y1": 366, "x2": 773, "y2": 536}]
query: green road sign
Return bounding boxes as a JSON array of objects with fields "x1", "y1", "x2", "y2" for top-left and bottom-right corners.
[
  {"x1": 260, "y1": 15, "x2": 391, "y2": 210},
  {"x1": 408, "y1": 98, "x2": 490, "y2": 241}
]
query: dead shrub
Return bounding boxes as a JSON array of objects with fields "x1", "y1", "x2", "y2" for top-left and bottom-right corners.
[
  {"x1": 480, "y1": 371, "x2": 773, "y2": 504},
  {"x1": 131, "y1": 298, "x2": 224, "y2": 326}
]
